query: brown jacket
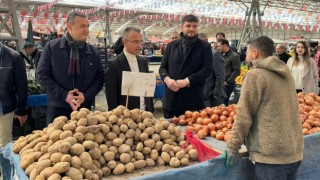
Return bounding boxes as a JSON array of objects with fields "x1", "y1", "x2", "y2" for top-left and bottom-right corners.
[
  {"x1": 227, "y1": 56, "x2": 303, "y2": 164},
  {"x1": 287, "y1": 57, "x2": 318, "y2": 93}
]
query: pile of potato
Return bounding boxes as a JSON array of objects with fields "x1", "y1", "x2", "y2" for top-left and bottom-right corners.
[{"x1": 13, "y1": 106, "x2": 198, "y2": 180}]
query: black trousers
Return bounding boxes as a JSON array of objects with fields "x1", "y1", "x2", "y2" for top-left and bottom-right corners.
[{"x1": 163, "y1": 109, "x2": 185, "y2": 119}]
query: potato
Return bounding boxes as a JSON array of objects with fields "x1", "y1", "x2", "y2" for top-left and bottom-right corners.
[
  {"x1": 79, "y1": 167, "x2": 85, "y2": 176},
  {"x1": 85, "y1": 169, "x2": 93, "y2": 179},
  {"x1": 112, "y1": 138, "x2": 124, "y2": 147},
  {"x1": 144, "y1": 139, "x2": 155, "y2": 149},
  {"x1": 97, "y1": 115, "x2": 107, "y2": 124},
  {"x1": 77, "y1": 118, "x2": 88, "y2": 126},
  {"x1": 75, "y1": 126, "x2": 88, "y2": 134},
  {"x1": 93, "y1": 160, "x2": 101, "y2": 169},
  {"x1": 139, "y1": 133, "x2": 148, "y2": 141},
  {"x1": 108, "y1": 146, "x2": 118, "y2": 154},
  {"x1": 13, "y1": 140, "x2": 28, "y2": 153},
  {"x1": 108, "y1": 115, "x2": 118, "y2": 123},
  {"x1": 136, "y1": 142, "x2": 143, "y2": 152},
  {"x1": 79, "y1": 108, "x2": 90, "y2": 114},
  {"x1": 99, "y1": 124, "x2": 110, "y2": 135},
  {"x1": 70, "y1": 111, "x2": 78, "y2": 120},
  {"x1": 47, "y1": 173, "x2": 61, "y2": 180},
  {"x1": 47, "y1": 141, "x2": 61, "y2": 154},
  {"x1": 134, "y1": 151, "x2": 144, "y2": 160},
  {"x1": 38, "y1": 152, "x2": 51, "y2": 162},
  {"x1": 94, "y1": 132, "x2": 104, "y2": 144},
  {"x1": 53, "y1": 162, "x2": 70, "y2": 173},
  {"x1": 40, "y1": 167, "x2": 54, "y2": 178},
  {"x1": 133, "y1": 160, "x2": 146, "y2": 169},
  {"x1": 58, "y1": 142, "x2": 71, "y2": 154},
  {"x1": 160, "y1": 130, "x2": 171, "y2": 140},
  {"x1": 141, "y1": 111, "x2": 153, "y2": 120},
  {"x1": 35, "y1": 159, "x2": 51, "y2": 174},
  {"x1": 118, "y1": 153, "x2": 130, "y2": 164},
  {"x1": 169, "y1": 157, "x2": 181, "y2": 168},
  {"x1": 65, "y1": 167, "x2": 83, "y2": 180},
  {"x1": 53, "y1": 120, "x2": 66, "y2": 130},
  {"x1": 150, "y1": 149, "x2": 159, "y2": 160},
  {"x1": 143, "y1": 118, "x2": 154, "y2": 127},
  {"x1": 127, "y1": 120, "x2": 137, "y2": 129},
  {"x1": 175, "y1": 150, "x2": 185, "y2": 160},
  {"x1": 80, "y1": 152, "x2": 93, "y2": 169},
  {"x1": 87, "y1": 125, "x2": 100, "y2": 134},
  {"x1": 111, "y1": 107, "x2": 122, "y2": 117},
  {"x1": 154, "y1": 141, "x2": 163, "y2": 151},
  {"x1": 167, "y1": 125, "x2": 175, "y2": 134},
  {"x1": 92, "y1": 173, "x2": 99, "y2": 180},
  {"x1": 58, "y1": 130, "x2": 72, "y2": 140},
  {"x1": 144, "y1": 127, "x2": 155, "y2": 136},
  {"x1": 124, "y1": 162, "x2": 134, "y2": 173},
  {"x1": 61, "y1": 154, "x2": 72, "y2": 162},
  {"x1": 76, "y1": 111, "x2": 87, "y2": 120},
  {"x1": 180, "y1": 157, "x2": 189, "y2": 166},
  {"x1": 33, "y1": 142, "x2": 47, "y2": 152},
  {"x1": 120, "y1": 124, "x2": 129, "y2": 133},
  {"x1": 103, "y1": 151, "x2": 115, "y2": 161},
  {"x1": 172, "y1": 146, "x2": 182, "y2": 153},
  {"x1": 160, "y1": 119, "x2": 170, "y2": 128},
  {"x1": 70, "y1": 143, "x2": 85, "y2": 156},
  {"x1": 142, "y1": 147, "x2": 151, "y2": 155},
  {"x1": 84, "y1": 133, "x2": 95, "y2": 141},
  {"x1": 116, "y1": 118, "x2": 124, "y2": 126},
  {"x1": 101, "y1": 167, "x2": 111, "y2": 176},
  {"x1": 61, "y1": 177, "x2": 72, "y2": 180},
  {"x1": 73, "y1": 132, "x2": 84, "y2": 142},
  {"x1": 83, "y1": 140, "x2": 96, "y2": 150},
  {"x1": 20, "y1": 153, "x2": 35, "y2": 170},
  {"x1": 162, "y1": 144, "x2": 172, "y2": 153},
  {"x1": 169, "y1": 151, "x2": 175, "y2": 158},
  {"x1": 49, "y1": 130, "x2": 63, "y2": 142},
  {"x1": 99, "y1": 144, "x2": 108, "y2": 154},
  {"x1": 62, "y1": 137, "x2": 77, "y2": 145},
  {"x1": 30, "y1": 168, "x2": 39, "y2": 180},
  {"x1": 188, "y1": 149, "x2": 198, "y2": 161},
  {"x1": 25, "y1": 162, "x2": 36, "y2": 175},
  {"x1": 106, "y1": 132, "x2": 117, "y2": 141},
  {"x1": 130, "y1": 109, "x2": 140, "y2": 121},
  {"x1": 146, "y1": 158, "x2": 155, "y2": 167},
  {"x1": 164, "y1": 139, "x2": 175, "y2": 146},
  {"x1": 134, "y1": 128, "x2": 141, "y2": 141},
  {"x1": 71, "y1": 156, "x2": 81, "y2": 168},
  {"x1": 138, "y1": 123, "x2": 145, "y2": 130},
  {"x1": 157, "y1": 157, "x2": 165, "y2": 166},
  {"x1": 177, "y1": 134, "x2": 185, "y2": 143},
  {"x1": 161, "y1": 152, "x2": 170, "y2": 163},
  {"x1": 124, "y1": 139, "x2": 133, "y2": 147},
  {"x1": 89, "y1": 148, "x2": 102, "y2": 160},
  {"x1": 62, "y1": 122, "x2": 76, "y2": 131},
  {"x1": 118, "y1": 144, "x2": 131, "y2": 154},
  {"x1": 124, "y1": 129, "x2": 135, "y2": 139},
  {"x1": 107, "y1": 160, "x2": 117, "y2": 169},
  {"x1": 35, "y1": 174, "x2": 45, "y2": 180}
]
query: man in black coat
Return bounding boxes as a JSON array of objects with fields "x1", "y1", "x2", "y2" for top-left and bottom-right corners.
[
  {"x1": 159, "y1": 14, "x2": 213, "y2": 118},
  {"x1": 23, "y1": 42, "x2": 43, "y2": 70},
  {"x1": 198, "y1": 33, "x2": 226, "y2": 107},
  {"x1": 216, "y1": 39, "x2": 240, "y2": 106},
  {"x1": 276, "y1": 44, "x2": 291, "y2": 64},
  {"x1": 37, "y1": 12, "x2": 104, "y2": 124},
  {"x1": 105, "y1": 27, "x2": 154, "y2": 112}
]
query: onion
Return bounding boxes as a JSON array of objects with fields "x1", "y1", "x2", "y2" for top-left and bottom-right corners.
[
  {"x1": 210, "y1": 130, "x2": 217, "y2": 138},
  {"x1": 210, "y1": 114, "x2": 219, "y2": 122},
  {"x1": 207, "y1": 123, "x2": 216, "y2": 131},
  {"x1": 197, "y1": 130, "x2": 207, "y2": 139},
  {"x1": 192, "y1": 111, "x2": 200, "y2": 120},
  {"x1": 202, "y1": 118, "x2": 212, "y2": 126},
  {"x1": 200, "y1": 110, "x2": 207, "y2": 118},
  {"x1": 185, "y1": 111, "x2": 193, "y2": 118}
]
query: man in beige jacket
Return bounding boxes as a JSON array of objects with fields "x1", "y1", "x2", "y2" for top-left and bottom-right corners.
[{"x1": 225, "y1": 36, "x2": 303, "y2": 179}]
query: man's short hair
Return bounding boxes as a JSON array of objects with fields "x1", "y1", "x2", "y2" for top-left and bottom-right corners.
[
  {"x1": 182, "y1": 14, "x2": 198, "y2": 24},
  {"x1": 247, "y1": 36, "x2": 274, "y2": 58},
  {"x1": 198, "y1": 33, "x2": 208, "y2": 41},
  {"x1": 216, "y1": 32, "x2": 225, "y2": 38},
  {"x1": 67, "y1": 11, "x2": 87, "y2": 24},
  {"x1": 276, "y1": 44, "x2": 286, "y2": 49},
  {"x1": 23, "y1": 42, "x2": 33, "y2": 49},
  {"x1": 217, "y1": 39, "x2": 230, "y2": 47},
  {"x1": 123, "y1": 27, "x2": 141, "y2": 38}
]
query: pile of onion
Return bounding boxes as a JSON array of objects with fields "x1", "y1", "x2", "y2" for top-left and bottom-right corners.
[
  {"x1": 172, "y1": 104, "x2": 237, "y2": 141},
  {"x1": 297, "y1": 92, "x2": 320, "y2": 135},
  {"x1": 173, "y1": 92, "x2": 320, "y2": 141}
]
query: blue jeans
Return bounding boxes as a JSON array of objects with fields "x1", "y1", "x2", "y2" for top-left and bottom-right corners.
[
  {"x1": 245, "y1": 159, "x2": 301, "y2": 180},
  {"x1": 0, "y1": 148, "x2": 14, "y2": 180}
]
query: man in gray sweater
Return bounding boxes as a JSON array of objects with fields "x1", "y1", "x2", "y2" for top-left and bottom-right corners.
[{"x1": 225, "y1": 36, "x2": 303, "y2": 179}]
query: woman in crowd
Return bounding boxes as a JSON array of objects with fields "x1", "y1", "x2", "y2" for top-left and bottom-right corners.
[{"x1": 287, "y1": 41, "x2": 318, "y2": 94}]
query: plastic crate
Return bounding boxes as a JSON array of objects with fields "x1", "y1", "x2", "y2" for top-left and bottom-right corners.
[
  {"x1": 28, "y1": 94, "x2": 48, "y2": 107},
  {"x1": 29, "y1": 106, "x2": 47, "y2": 130},
  {"x1": 32, "y1": 117, "x2": 47, "y2": 130}
]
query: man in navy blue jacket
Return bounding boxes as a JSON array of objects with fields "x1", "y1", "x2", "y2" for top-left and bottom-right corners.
[{"x1": 37, "y1": 12, "x2": 104, "y2": 124}]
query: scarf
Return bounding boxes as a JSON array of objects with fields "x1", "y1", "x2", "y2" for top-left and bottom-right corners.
[
  {"x1": 180, "y1": 32, "x2": 198, "y2": 57},
  {"x1": 65, "y1": 32, "x2": 86, "y2": 76}
]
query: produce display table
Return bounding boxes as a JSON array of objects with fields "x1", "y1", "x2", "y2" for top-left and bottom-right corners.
[{"x1": 5, "y1": 133, "x2": 320, "y2": 180}]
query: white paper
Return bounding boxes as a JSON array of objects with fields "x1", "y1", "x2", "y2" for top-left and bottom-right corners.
[{"x1": 121, "y1": 71, "x2": 156, "y2": 97}]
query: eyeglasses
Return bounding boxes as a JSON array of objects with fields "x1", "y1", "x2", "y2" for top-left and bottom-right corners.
[
  {"x1": 125, "y1": 39, "x2": 143, "y2": 44},
  {"x1": 171, "y1": 37, "x2": 178, "y2": 40}
]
